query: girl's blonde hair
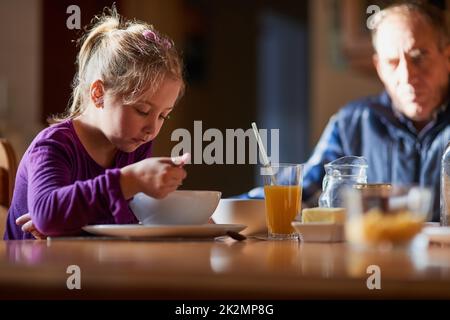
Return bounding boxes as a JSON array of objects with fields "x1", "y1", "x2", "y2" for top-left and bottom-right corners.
[{"x1": 51, "y1": 6, "x2": 184, "y2": 123}]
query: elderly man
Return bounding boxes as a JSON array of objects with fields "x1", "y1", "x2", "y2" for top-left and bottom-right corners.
[{"x1": 245, "y1": 1, "x2": 450, "y2": 222}]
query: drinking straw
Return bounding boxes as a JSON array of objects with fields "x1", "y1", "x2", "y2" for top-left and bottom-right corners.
[{"x1": 251, "y1": 122, "x2": 276, "y2": 185}]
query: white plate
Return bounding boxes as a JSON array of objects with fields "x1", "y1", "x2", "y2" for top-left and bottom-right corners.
[
  {"x1": 291, "y1": 222, "x2": 345, "y2": 243},
  {"x1": 422, "y1": 226, "x2": 450, "y2": 244},
  {"x1": 82, "y1": 224, "x2": 247, "y2": 239}
]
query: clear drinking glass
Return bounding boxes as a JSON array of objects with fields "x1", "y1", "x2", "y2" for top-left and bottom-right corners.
[{"x1": 263, "y1": 164, "x2": 304, "y2": 240}]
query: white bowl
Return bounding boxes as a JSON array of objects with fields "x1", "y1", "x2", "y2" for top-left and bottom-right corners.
[
  {"x1": 292, "y1": 222, "x2": 345, "y2": 243},
  {"x1": 130, "y1": 190, "x2": 221, "y2": 225},
  {"x1": 211, "y1": 199, "x2": 267, "y2": 236}
]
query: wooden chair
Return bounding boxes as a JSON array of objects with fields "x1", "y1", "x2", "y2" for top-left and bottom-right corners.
[{"x1": 0, "y1": 139, "x2": 18, "y2": 237}]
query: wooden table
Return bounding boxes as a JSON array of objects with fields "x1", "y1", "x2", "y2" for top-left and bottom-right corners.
[{"x1": 1, "y1": 237, "x2": 450, "y2": 299}]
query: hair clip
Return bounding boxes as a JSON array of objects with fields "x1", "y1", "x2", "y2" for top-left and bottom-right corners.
[
  {"x1": 160, "y1": 38, "x2": 172, "y2": 50},
  {"x1": 142, "y1": 29, "x2": 172, "y2": 49},
  {"x1": 142, "y1": 30, "x2": 158, "y2": 42}
]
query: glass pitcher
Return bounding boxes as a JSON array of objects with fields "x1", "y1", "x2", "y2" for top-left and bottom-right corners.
[{"x1": 318, "y1": 156, "x2": 368, "y2": 208}]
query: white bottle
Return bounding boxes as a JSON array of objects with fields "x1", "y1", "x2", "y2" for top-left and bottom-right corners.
[{"x1": 441, "y1": 142, "x2": 450, "y2": 226}]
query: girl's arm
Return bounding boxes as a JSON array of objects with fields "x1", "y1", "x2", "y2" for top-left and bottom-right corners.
[
  {"x1": 27, "y1": 138, "x2": 187, "y2": 237},
  {"x1": 27, "y1": 139, "x2": 133, "y2": 236}
]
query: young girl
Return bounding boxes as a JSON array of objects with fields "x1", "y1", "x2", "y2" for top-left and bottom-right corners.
[{"x1": 4, "y1": 9, "x2": 187, "y2": 240}]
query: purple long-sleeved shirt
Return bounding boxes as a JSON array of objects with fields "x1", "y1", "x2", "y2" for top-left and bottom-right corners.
[{"x1": 4, "y1": 120, "x2": 152, "y2": 240}]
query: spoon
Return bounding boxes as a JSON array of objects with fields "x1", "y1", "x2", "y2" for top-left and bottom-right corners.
[{"x1": 226, "y1": 231, "x2": 247, "y2": 241}]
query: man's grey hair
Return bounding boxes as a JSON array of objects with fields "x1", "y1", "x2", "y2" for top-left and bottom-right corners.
[{"x1": 371, "y1": 1, "x2": 449, "y2": 52}]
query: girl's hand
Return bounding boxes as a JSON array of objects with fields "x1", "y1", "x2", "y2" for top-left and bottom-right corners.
[
  {"x1": 120, "y1": 153, "x2": 189, "y2": 199},
  {"x1": 16, "y1": 213, "x2": 47, "y2": 240}
]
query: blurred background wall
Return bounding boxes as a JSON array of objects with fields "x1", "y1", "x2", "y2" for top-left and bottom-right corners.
[
  {"x1": 0, "y1": 0, "x2": 447, "y2": 197},
  {"x1": 0, "y1": 0, "x2": 42, "y2": 157}
]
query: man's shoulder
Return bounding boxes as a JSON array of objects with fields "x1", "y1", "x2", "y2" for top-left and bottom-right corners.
[
  {"x1": 329, "y1": 91, "x2": 397, "y2": 140},
  {"x1": 338, "y1": 91, "x2": 391, "y2": 119}
]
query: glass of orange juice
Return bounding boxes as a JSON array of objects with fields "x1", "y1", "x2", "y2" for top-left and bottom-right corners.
[{"x1": 263, "y1": 163, "x2": 303, "y2": 240}]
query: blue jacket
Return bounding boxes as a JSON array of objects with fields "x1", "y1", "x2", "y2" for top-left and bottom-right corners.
[{"x1": 243, "y1": 91, "x2": 450, "y2": 222}]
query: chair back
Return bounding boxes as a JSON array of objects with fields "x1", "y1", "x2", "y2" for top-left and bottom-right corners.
[{"x1": 0, "y1": 139, "x2": 18, "y2": 237}]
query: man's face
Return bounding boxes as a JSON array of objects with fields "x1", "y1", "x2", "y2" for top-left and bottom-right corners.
[{"x1": 373, "y1": 12, "x2": 450, "y2": 123}]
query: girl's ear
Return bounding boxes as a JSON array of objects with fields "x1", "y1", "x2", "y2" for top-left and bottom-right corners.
[{"x1": 90, "y1": 80, "x2": 105, "y2": 108}]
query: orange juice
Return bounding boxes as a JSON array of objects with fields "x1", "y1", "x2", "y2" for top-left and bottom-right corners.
[{"x1": 264, "y1": 185, "x2": 302, "y2": 235}]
